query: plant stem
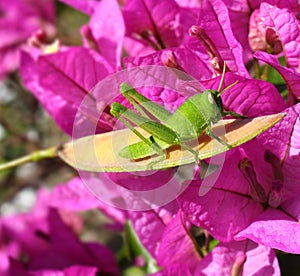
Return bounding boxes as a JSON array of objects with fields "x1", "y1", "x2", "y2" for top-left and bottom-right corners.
[
  {"x1": 0, "y1": 147, "x2": 57, "y2": 172},
  {"x1": 261, "y1": 63, "x2": 270, "y2": 81},
  {"x1": 253, "y1": 59, "x2": 261, "y2": 79}
]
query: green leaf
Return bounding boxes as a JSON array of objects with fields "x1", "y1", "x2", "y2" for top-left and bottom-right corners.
[{"x1": 58, "y1": 113, "x2": 286, "y2": 172}]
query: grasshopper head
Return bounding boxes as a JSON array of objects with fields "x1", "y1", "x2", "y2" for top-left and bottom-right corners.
[
  {"x1": 211, "y1": 89, "x2": 223, "y2": 107},
  {"x1": 206, "y1": 90, "x2": 224, "y2": 123}
]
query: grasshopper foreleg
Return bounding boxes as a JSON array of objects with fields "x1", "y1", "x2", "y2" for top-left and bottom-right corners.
[{"x1": 180, "y1": 143, "x2": 219, "y2": 179}]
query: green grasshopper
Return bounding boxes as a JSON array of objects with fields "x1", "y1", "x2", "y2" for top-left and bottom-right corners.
[{"x1": 109, "y1": 67, "x2": 243, "y2": 177}]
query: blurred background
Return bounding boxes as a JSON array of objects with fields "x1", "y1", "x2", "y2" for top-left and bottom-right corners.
[{"x1": 0, "y1": 0, "x2": 123, "y2": 258}]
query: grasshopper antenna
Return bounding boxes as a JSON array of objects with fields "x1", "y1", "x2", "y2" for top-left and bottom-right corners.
[
  {"x1": 217, "y1": 61, "x2": 227, "y2": 92},
  {"x1": 218, "y1": 81, "x2": 238, "y2": 96},
  {"x1": 217, "y1": 61, "x2": 238, "y2": 97}
]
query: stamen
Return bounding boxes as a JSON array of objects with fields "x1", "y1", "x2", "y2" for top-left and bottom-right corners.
[
  {"x1": 28, "y1": 29, "x2": 47, "y2": 48},
  {"x1": 264, "y1": 150, "x2": 283, "y2": 181},
  {"x1": 238, "y1": 149, "x2": 267, "y2": 203},
  {"x1": 161, "y1": 50, "x2": 184, "y2": 71},
  {"x1": 264, "y1": 150, "x2": 284, "y2": 207},
  {"x1": 268, "y1": 180, "x2": 283, "y2": 208},
  {"x1": 231, "y1": 252, "x2": 246, "y2": 276},
  {"x1": 189, "y1": 25, "x2": 224, "y2": 74},
  {"x1": 81, "y1": 25, "x2": 99, "y2": 52}
]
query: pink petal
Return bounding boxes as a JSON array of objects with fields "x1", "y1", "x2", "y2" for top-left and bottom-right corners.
[
  {"x1": 129, "y1": 201, "x2": 178, "y2": 257},
  {"x1": 178, "y1": 141, "x2": 273, "y2": 242},
  {"x1": 174, "y1": 0, "x2": 200, "y2": 8},
  {"x1": 225, "y1": 1, "x2": 253, "y2": 62},
  {"x1": 235, "y1": 208, "x2": 300, "y2": 254},
  {"x1": 38, "y1": 47, "x2": 113, "y2": 103},
  {"x1": 195, "y1": 240, "x2": 280, "y2": 276},
  {"x1": 29, "y1": 265, "x2": 98, "y2": 276},
  {"x1": 49, "y1": 177, "x2": 101, "y2": 211},
  {"x1": 191, "y1": 0, "x2": 249, "y2": 77},
  {"x1": 0, "y1": 0, "x2": 55, "y2": 79},
  {"x1": 106, "y1": 170, "x2": 178, "y2": 191},
  {"x1": 29, "y1": 209, "x2": 119, "y2": 275},
  {"x1": 157, "y1": 212, "x2": 200, "y2": 271},
  {"x1": 201, "y1": 72, "x2": 286, "y2": 116},
  {"x1": 258, "y1": 103, "x2": 300, "y2": 199},
  {"x1": 123, "y1": 36, "x2": 156, "y2": 57},
  {"x1": 20, "y1": 50, "x2": 78, "y2": 135},
  {"x1": 20, "y1": 47, "x2": 114, "y2": 135},
  {"x1": 260, "y1": 2, "x2": 300, "y2": 70},
  {"x1": 0, "y1": 46, "x2": 20, "y2": 79},
  {"x1": 249, "y1": 0, "x2": 300, "y2": 11},
  {"x1": 83, "y1": 0, "x2": 125, "y2": 69},
  {"x1": 123, "y1": 0, "x2": 194, "y2": 50},
  {"x1": 92, "y1": 62, "x2": 206, "y2": 117},
  {"x1": 178, "y1": 180, "x2": 264, "y2": 242},
  {"x1": 63, "y1": 265, "x2": 98, "y2": 275},
  {"x1": 125, "y1": 48, "x2": 213, "y2": 81},
  {"x1": 5, "y1": 257, "x2": 28, "y2": 276},
  {"x1": 50, "y1": 176, "x2": 127, "y2": 226},
  {"x1": 254, "y1": 51, "x2": 300, "y2": 100},
  {"x1": 1, "y1": 191, "x2": 52, "y2": 257},
  {"x1": 281, "y1": 197, "x2": 300, "y2": 225}
]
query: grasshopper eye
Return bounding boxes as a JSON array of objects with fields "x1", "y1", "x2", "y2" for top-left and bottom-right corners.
[{"x1": 208, "y1": 92, "x2": 215, "y2": 105}]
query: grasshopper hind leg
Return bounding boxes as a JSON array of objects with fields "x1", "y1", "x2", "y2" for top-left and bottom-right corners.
[
  {"x1": 180, "y1": 144, "x2": 219, "y2": 179},
  {"x1": 205, "y1": 124, "x2": 232, "y2": 149},
  {"x1": 146, "y1": 136, "x2": 167, "y2": 169}
]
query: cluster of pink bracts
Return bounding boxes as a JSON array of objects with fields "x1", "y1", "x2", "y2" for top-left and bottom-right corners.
[{"x1": 0, "y1": 0, "x2": 299, "y2": 275}]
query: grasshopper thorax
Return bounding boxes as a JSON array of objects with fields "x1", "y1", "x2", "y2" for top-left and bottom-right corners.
[{"x1": 200, "y1": 89, "x2": 224, "y2": 124}]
